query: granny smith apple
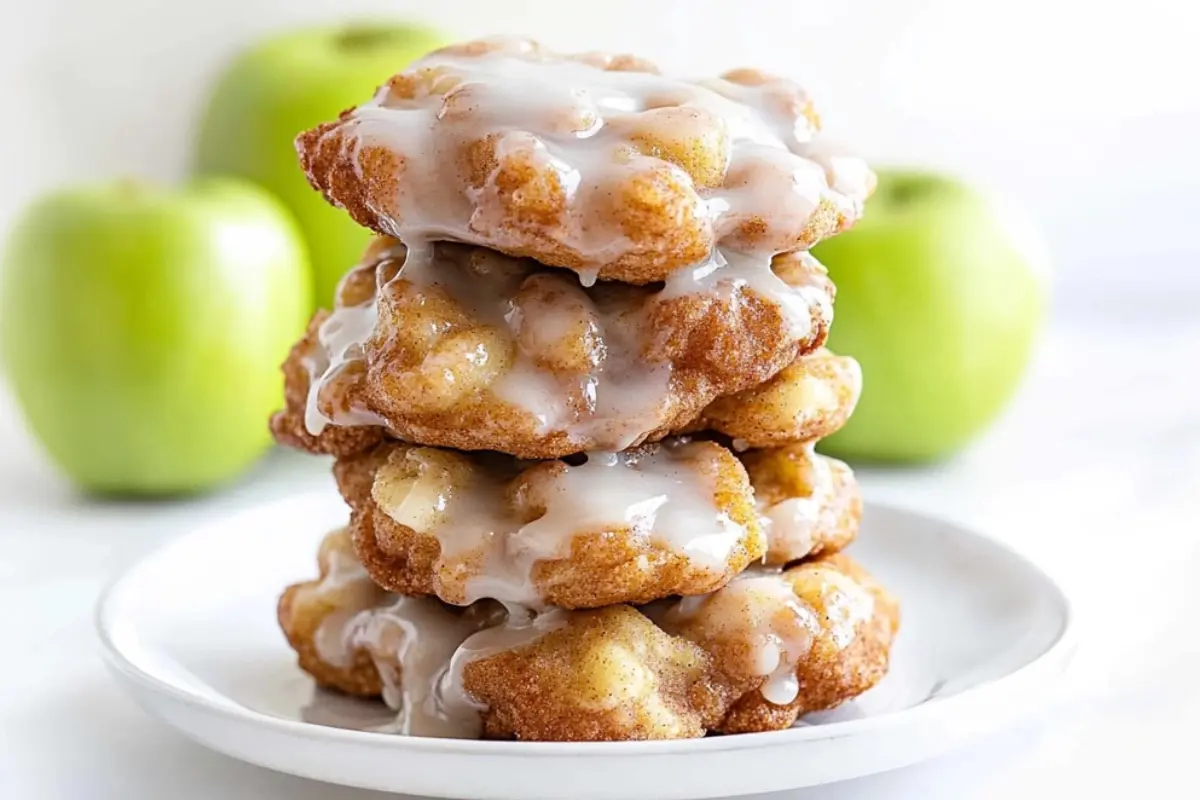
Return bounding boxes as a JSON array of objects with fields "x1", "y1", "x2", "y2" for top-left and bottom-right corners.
[
  {"x1": 814, "y1": 169, "x2": 1048, "y2": 463},
  {"x1": 0, "y1": 177, "x2": 310, "y2": 495},
  {"x1": 194, "y1": 21, "x2": 450, "y2": 309}
]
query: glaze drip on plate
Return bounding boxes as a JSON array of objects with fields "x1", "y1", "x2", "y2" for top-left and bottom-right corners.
[{"x1": 344, "y1": 597, "x2": 507, "y2": 737}]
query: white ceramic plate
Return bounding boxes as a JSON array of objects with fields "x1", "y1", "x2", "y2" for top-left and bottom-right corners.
[{"x1": 97, "y1": 495, "x2": 1074, "y2": 800}]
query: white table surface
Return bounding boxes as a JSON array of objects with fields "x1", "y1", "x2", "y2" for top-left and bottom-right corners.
[{"x1": 3, "y1": 287, "x2": 1198, "y2": 798}]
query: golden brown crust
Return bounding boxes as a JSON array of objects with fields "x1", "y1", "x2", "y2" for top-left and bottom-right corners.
[
  {"x1": 269, "y1": 240, "x2": 834, "y2": 460},
  {"x1": 346, "y1": 492, "x2": 443, "y2": 598},
  {"x1": 740, "y1": 443, "x2": 862, "y2": 564},
  {"x1": 336, "y1": 439, "x2": 765, "y2": 609},
  {"x1": 466, "y1": 607, "x2": 727, "y2": 741},
  {"x1": 712, "y1": 555, "x2": 900, "y2": 733},
  {"x1": 276, "y1": 528, "x2": 387, "y2": 697},
  {"x1": 687, "y1": 349, "x2": 861, "y2": 448},
  {"x1": 296, "y1": 37, "x2": 873, "y2": 286}
]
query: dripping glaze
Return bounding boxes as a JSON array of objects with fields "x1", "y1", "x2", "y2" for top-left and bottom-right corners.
[
  {"x1": 758, "y1": 445, "x2": 838, "y2": 561},
  {"x1": 302, "y1": 241, "x2": 828, "y2": 445},
  {"x1": 318, "y1": 593, "x2": 566, "y2": 739},
  {"x1": 373, "y1": 442, "x2": 746, "y2": 608},
  {"x1": 329, "y1": 40, "x2": 870, "y2": 267},
  {"x1": 659, "y1": 569, "x2": 820, "y2": 707}
]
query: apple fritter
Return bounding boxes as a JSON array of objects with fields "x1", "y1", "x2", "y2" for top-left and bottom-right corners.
[
  {"x1": 297, "y1": 36, "x2": 873, "y2": 286},
  {"x1": 280, "y1": 534, "x2": 896, "y2": 740},
  {"x1": 270, "y1": 238, "x2": 835, "y2": 460},
  {"x1": 658, "y1": 554, "x2": 899, "y2": 733},
  {"x1": 276, "y1": 526, "x2": 389, "y2": 697},
  {"x1": 739, "y1": 443, "x2": 862, "y2": 565},
  {"x1": 336, "y1": 439, "x2": 765, "y2": 609},
  {"x1": 688, "y1": 349, "x2": 862, "y2": 448}
]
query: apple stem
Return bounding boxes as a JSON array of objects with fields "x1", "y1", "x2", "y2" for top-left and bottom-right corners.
[
  {"x1": 114, "y1": 178, "x2": 151, "y2": 200},
  {"x1": 336, "y1": 26, "x2": 401, "y2": 52}
]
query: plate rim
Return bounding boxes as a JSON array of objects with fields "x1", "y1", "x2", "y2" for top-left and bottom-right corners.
[{"x1": 95, "y1": 496, "x2": 1077, "y2": 758}]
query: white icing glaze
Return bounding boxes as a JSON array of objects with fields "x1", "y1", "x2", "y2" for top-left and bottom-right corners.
[
  {"x1": 759, "y1": 447, "x2": 836, "y2": 561},
  {"x1": 374, "y1": 443, "x2": 742, "y2": 608},
  {"x1": 794, "y1": 137, "x2": 876, "y2": 205},
  {"x1": 661, "y1": 569, "x2": 819, "y2": 707},
  {"x1": 511, "y1": 448, "x2": 742, "y2": 571},
  {"x1": 314, "y1": 588, "x2": 565, "y2": 739},
  {"x1": 696, "y1": 73, "x2": 819, "y2": 151},
  {"x1": 435, "y1": 607, "x2": 569, "y2": 733},
  {"x1": 303, "y1": 267, "x2": 391, "y2": 436},
  {"x1": 815, "y1": 569, "x2": 876, "y2": 650},
  {"x1": 659, "y1": 248, "x2": 826, "y2": 340},
  {"x1": 707, "y1": 143, "x2": 825, "y2": 245},
  {"x1": 486, "y1": 262, "x2": 675, "y2": 447},
  {"x1": 302, "y1": 241, "x2": 829, "y2": 450},
  {"x1": 345, "y1": 596, "x2": 499, "y2": 737},
  {"x1": 327, "y1": 40, "x2": 866, "y2": 267},
  {"x1": 761, "y1": 665, "x2": 801, "y2": 706},
  {"x1": 304, "y1": 538, "x2": 387, "y2": 668}
]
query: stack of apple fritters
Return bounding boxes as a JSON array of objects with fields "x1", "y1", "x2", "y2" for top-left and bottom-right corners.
[{"x1": 271, "y1": 36, "x2": 898, "y2": 741}]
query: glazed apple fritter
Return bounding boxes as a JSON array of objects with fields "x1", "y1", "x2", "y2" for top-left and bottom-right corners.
[
  {"x1": 270, "y1": 238, "x2": 838, "y2": 460},
  {"x1": 279, "y1": 529, "x2": 897, "y2": 741},
  {"x1": 297, "y1": 37, "x2": 874, "y2": 286},
  {"x1": 335, "y1": 438, "x2": 765, "y2": 609}
]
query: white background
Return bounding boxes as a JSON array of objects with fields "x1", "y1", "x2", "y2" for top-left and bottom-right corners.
[{"x1": 2, "y1": 1, "x2": 1199, "y2": 798}]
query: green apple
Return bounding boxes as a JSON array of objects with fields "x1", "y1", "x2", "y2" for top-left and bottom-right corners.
[
  {"x1": 193, "y1": 21, "x2": 450, "y2": 308},
  {"x1": 813, "y1": 169, "x2": 1048, "y2": 463},
  {"x1": 0, "y1": 177, "x2": 310, "y2": 495}
]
